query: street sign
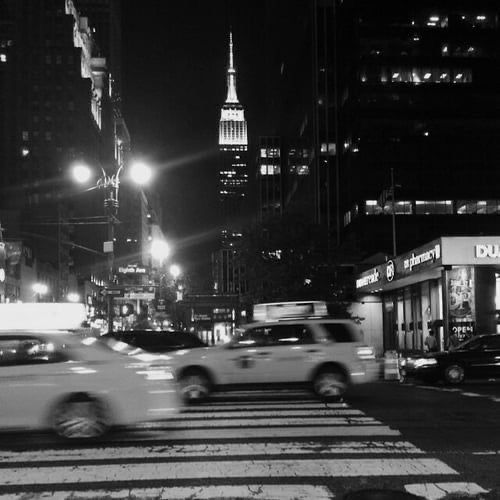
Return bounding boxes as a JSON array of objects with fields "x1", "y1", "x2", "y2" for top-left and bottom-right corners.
[
  {"x1": 123, "y1": 285, "x2": 156, "y2": 300},
  {"x1": 100, "y1": 287, "x2": 124, "y2": 297}
]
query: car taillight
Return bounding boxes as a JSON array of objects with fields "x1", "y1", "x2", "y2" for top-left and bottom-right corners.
[{"x1": 357, "y1": 345, "x2": 375, "y2": 360}]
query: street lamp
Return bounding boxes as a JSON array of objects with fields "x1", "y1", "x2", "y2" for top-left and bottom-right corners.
[
  {"x1": 67, "y1": 292, "x2": 80, "y2": 303},
  {"x1": 151, "y1": 239, "x2": 171, "y2": 266},
  {"x1": 72, "y1": 160, "x2": 153, "y2": 333},
  {"x1": 32, "y1": 283, "x2": 48, "y2": 302}
]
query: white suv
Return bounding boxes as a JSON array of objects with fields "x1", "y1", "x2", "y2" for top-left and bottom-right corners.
[{"x1": 170, "y1": 318, "x2": 377, "y2": 403}]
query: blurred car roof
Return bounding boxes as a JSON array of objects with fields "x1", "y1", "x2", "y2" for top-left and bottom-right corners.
[{"x1": 103, "y1": 329, "x2": 207, "y2": 353}]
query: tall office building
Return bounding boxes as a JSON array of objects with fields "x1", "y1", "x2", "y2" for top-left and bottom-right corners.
[
  {"x1": 218, "y1": 31, "x2": 249, "y2": 243},
  {"x1": 214, "y1": 32, "x2": 249, "y2": 295},
  {"x1": 327, "y1": 0, "x2": 500, "y2": 259},
  {"x1": 0, "y1": 0, "x2": 149, "y2": 304}
]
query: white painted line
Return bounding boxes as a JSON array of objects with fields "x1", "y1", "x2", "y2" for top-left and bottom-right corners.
[
  {"x1": 461, "y1": 392, "x2": 482, "y2": 397},
  {"x1": 209, "y1": 390, "x2": 313, "y2": 397},
  {"x1": 134, "y1": 425, "x2": 401, "y2": 439},
  {"x1": 0, "y1": 458, "x2": 457, "y2": 485},
  {"x1": 180, "y1": 407, "x2": 365, "y2": 420},
  {"x1": 176, "y1": 409, "x2": 365, "y2": 418},
  {"x1": 405, "y1": 482, "x2": 488, "y2": 500},
  {"x1": 416, "y1": 385, "x2": 443, "y2": 391},
  {"x1": 438, "y1": 388, "x2": 462, "y2": 392},
  {"x1": 141, "y1": 416, "x2": 381, "y2": 429},
  {"x1": 490, "y1": 397, "x2": 500, "y2": 402},
  {"x1": 472, "y1": 451, "x2": 498, "y2": 455},
  {"x1": 0, "y1": 484, "x2": 333, "y2": 500},
  {"x1": 194, "y1": 402, "x2": 349, "y2": 409},
  {"x1": 0, "y1": 441, "x2": 422, "y2": 463}
]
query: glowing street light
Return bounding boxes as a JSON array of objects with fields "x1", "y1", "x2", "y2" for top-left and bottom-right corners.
[
  {"x1": 129, "y1": 161, "x2": 153, "y2": 186},
  {"x1": 151, "y1": 239, "x2": 170, "y2": 265},
  {"x1": 72, "y1": 163, "x2": 92, "y2": 184},
  {"x1": 32, "y1": 282, "x2": 48, "y2": 302},
  {"x1": 67, "y1": 292, "x2": 81, "y2": 303},
  {"x1": 169, "y1": 264, "x2": 181, "y2": 279}
]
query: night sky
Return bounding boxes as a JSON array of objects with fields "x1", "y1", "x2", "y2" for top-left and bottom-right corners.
[{"x1": 122, "y1": 1, "x2": 308, "y2": 279}]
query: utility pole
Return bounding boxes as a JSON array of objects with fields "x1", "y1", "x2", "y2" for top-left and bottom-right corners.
[{"x1": 104, "y1": 173, "x2": 119, "y2": 333}]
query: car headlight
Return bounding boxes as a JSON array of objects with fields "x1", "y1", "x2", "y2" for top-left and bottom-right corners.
[{"x1": 414, "y1": 358, "x2": 438, "y2": 368}]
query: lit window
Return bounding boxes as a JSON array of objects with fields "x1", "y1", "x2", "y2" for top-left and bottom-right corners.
[{"x1": 0, "y1": 53, "x2": 6, "y2": 63}]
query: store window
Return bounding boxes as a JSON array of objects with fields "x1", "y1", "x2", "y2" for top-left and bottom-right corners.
[{"x1": 415, "y1": 200, "x2": 453, "y2": 215}]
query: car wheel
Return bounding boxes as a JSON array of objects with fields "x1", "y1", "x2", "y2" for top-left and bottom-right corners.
[
  {"x1": 52, "y1": 395, "x2": 108, "y2": 439},
  {"x1": 443, "y1": 364, "x2": 465, "y2": 384},
  {"x1": 313, "y1": 368, "x2": 348, "y2": 401},
  {"x1": 179, "y1": 369, "x2": 211, "y2": 404}
]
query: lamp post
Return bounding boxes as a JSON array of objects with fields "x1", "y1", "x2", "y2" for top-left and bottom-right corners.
[
  {"x1": 32, "y1": 283, "x2": 48, "y2": 303},
  {"x1": 72, "y1": 160, "x2": 152, "y2": 333}
]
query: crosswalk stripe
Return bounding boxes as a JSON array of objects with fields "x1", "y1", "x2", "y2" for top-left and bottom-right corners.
[
  {"x1": 141, "y1": 416, "x2": 380, "y2": 428},
  {"x1": 405, "y1": 481, "x2": 488, "y2": 499},
  {"x1": 130, "y1": 426, "x2": 400, "y2": 439},
  {"x1": 0, "y1": 458, "x2": 458, "y2": 485},
  {"x1": 193, "y1": 402, "x2": 347, "y2": 409},
  {"x1": 0, "y1": 441, "x2": 423, "y2": 462},
  {"x1": 181, "y1": 408, "x2": 361, "y2": 416},
  {"x1": 0, "y1": 484, "x2": 334, "y2": 500}
]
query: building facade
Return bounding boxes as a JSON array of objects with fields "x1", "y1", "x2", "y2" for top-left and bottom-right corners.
[
  {"x1": 334, "y1": 0, "x2": 500, "y2": 259},
  {"x1": 214, "y1": 32, "x2": 249, "y2": 295}
]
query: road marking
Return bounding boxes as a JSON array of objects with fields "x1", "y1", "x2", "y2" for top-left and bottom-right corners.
[
  {"x1": 175, "y1": 409, "x2": 365, "y2": 418},
  {"x1": 405, "y1": 481, "x2": 488, "y2": 499},
  {"x1": 490, "y1": 397, "x2": 500, "y2": 402},
  {"x1": 0, "y1": 484, "x2": 333, "y2": 500},
  {"x1": 460, "y1": 392, "x2": 482, "y2": 397},
  {"x1": 0, "y1": 459, "x2": 457, "y2": 484},
  {"x1": 130, "y1": 425, "x2": 401, "y2": 439},
  {"x1": 195, "y1": 402, "x2": 348, "y2": 409},
  {"x1": 140, "y1": 416, "x2": 380, "y2": 429},
  {"x1": 0, "y1": 441, "x2": 423, "y2": 463}
]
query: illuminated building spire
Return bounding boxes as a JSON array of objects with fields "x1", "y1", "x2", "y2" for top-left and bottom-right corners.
[{"x1": 225, "y1": 31, "x2": 239, "y2": 104}]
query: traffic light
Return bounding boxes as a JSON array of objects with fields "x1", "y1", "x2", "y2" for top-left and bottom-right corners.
[{"x1": 121, "y1": 303, "x2": 135, "y2": 317}]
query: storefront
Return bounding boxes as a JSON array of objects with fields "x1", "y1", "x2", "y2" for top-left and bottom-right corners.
[{"x1": 355, "y1": 236, "x2": 500, "y2": 353}]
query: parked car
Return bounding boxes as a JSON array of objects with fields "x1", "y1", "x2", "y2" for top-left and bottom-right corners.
[
  {"x1": 168, "y1": 318, "x2": 378, "y2": 404},
  {"x1": 400, "y1": 333, "x2": 500, "y2": 384},
  {"x1": 103, "y1": 329, "x2": 207, "y2": 353},
  {"x1": 0, "y1": 329, "x2": 180, "y2": 439}
]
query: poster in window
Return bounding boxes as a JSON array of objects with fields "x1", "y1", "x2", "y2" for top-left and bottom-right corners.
[{"x1": 447, "y1": 266, "x2": 475, "y2": 340}]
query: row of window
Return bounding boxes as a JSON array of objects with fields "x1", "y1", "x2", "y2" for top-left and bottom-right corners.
[
  {"x1": 362, "y1": 40, "x2": 486, "y2": 59},
  {"x1": 361, "y1": 67, "x2": 472, "y2": 84},
  {"x1": 344, "y1": 200, "x2": 500, "y2": 225},
  {"x1": 360, "y1": 13, "x2": 497, "y2": 30}
]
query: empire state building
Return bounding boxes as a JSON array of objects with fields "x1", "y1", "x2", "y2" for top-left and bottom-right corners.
[{"x1": 218, "y1": 32, "x2": 248, "y2": 243}]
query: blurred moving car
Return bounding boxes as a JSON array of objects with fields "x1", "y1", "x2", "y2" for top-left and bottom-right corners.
[
  {"x1": 400, "y1": 333, "x2": 500, "y2": 384},
  {"x1": 0, "y1": 330, "x2": 180, "y2": 439},
  {"x1": 103, "y1": 329, "x2": 207, "y2": 353},
  {"x1": 169, "y1": 317, "x2": 377, "y2": 404}
]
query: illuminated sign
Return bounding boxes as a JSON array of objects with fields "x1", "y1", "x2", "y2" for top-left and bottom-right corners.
[
  {"x1": 356, "y1": 268, "x2": 380, "y2": 289},
  {"x1": 0, "y1": 268, "x2": 4, "y2": 282},
  {"x1": 118, "y1": 265, "x2": 147, "y2": 274},
  {"x1": 475, "y1": 244, "x2": 500, "y2": 258},
  {"x1": 386, "y1": 260, "x2": 395, "y2": 282},
  {"x1": 403, "y1": 244, "x2": 441, "y2": 272}
]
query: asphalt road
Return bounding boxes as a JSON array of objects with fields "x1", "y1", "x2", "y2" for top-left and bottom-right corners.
[{"x1": 0, "y1": 381, "x2": 499, "y2": 499}]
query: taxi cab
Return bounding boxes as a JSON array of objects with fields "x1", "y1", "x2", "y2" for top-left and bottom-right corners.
[
  {"x1": 0, "y1": 304, "x2": 180, "y2": 439},
  {"x1": 170, "y1": 302, "x2": 377, "y2": 403}
]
